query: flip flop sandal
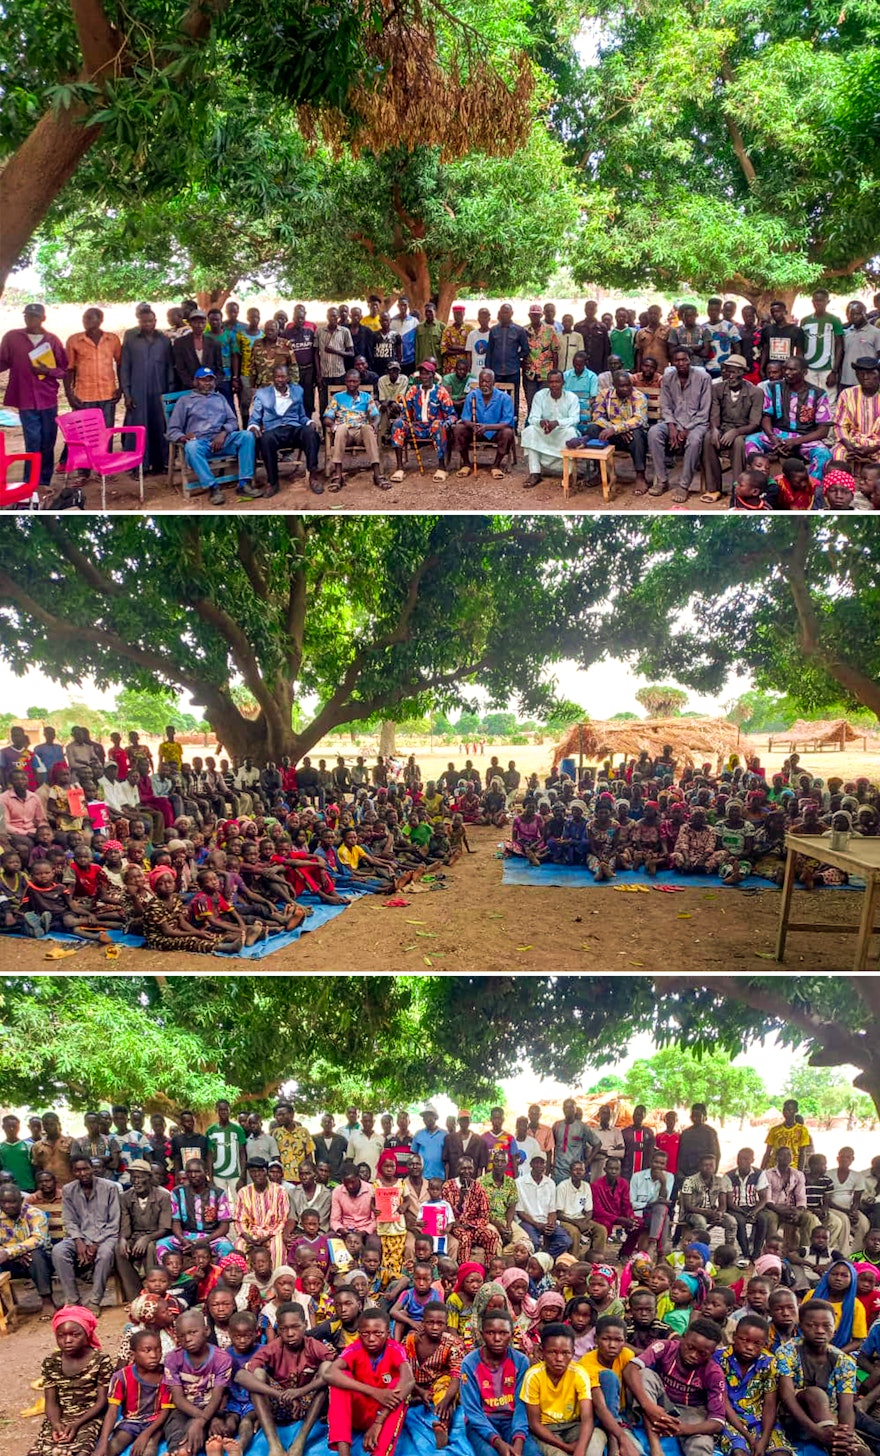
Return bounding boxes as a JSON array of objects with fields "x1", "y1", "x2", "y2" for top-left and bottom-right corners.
[
  {"x1": 375, "y1": 477, "x2": 393, "y2": 490},
  {"x1": 456, "y1": 467, "x2": 471, "y2": 477},
  {"x1": 44, "y1": 946, "x2": 78, "y2": 959},
  {"x1": 104, "y1": 944, "x2": 121, "y2": 959},
  {"x1": 390, "y1": 469, "x2": 405, "y2": 482},
  {"x1": 700, "y1": 492, "x2": 722, "y2": 503},
  {"x1": 648, "y1": 482, "x2": 667, "y2": 496},
  {"x1": 328, "y1": 478, "x2": 345, "y2": 492},
  {"x1": 433, "y1": 469, "x2": 448, "y2": 481},
  {"x1": 491, "y1": 469, "x2": 505, "y2": 479}
]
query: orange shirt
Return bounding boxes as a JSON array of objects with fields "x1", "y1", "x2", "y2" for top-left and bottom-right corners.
[{"x1": 66, "y1": 330, "x2": 121, "y2": 400}]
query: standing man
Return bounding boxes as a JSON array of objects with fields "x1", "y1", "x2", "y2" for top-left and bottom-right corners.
[
  {"x1": 30, "y1": 1111, "x2": 74, "y2": 1187},
  {"x1": 573, "y1": 299, "x2": 610, "y2": 376},
  {"x1": 444, "y1": 1110, "x2": 488, "y2": 1179},
  {"x1": 761, "y1": 1100, "x2": 812, "y2": 1171},
  {"x1": 589, "y1": 1105, "x2": 626, "y2": 1182},
  {"x1": 205, "y1": 306, "x2": 241, "y2": 407},
  {"x1": 759, "y1": 300, "x2": 807, "y2": 373},
  {"x1": 839, "y1": 300, "x2": 880, "y2": 389},
  {"x1": 552, "y1": 1099, "x2": 600, "y2": 1186},
  {"x1": 676, "y1": 1105, "x2": 722, "y2": 1182},
  {"x1": 486, "y1": 303, "x2": 530, "y2": 420},
  {"x1": 411, "y1": 1105, "x2": 447, "y2": 1181},
  {"x1": 621, "y1": 1107, "x2": 655, "y2": 1181},
  {"x1": 635, "y1": 305, "x2": 670, "y2": 375},
  {"x1": 53, "y1": 1154, "x2": 121, "y2": 1315},
  {"x1": 64, "y1": 307, "x2": 122, "y2": 435},
  {"x1": 800, "y1": 289, "x2": 845, "y2": 404},
  {"x1": 0, "y1": 303, "x2": 68, "y2": 492},
  {"x1": 390, "y1": 296, "x2": 418, "y2": 373},
  {"x1": 526, "y1": 1104, "x2": 555, "y2": 1170},
  {"x1": 648, "y1": 348, "x2": 712, "y2": 501},
  {"x1": 515, "y1": 1152, "x2": 572, "y2": 1256},
  {"x1": 273, "y1": 1100, "x2": 315, "y2": 1185},
  {"x1": 315, "y1": 306, "x2": 353, "y2": 415},
  {"x1": 205, "y1": 1099, "x2": 246, "y2": 1199},
  {"x1": 171, "y1": 308, "x2": 223, "y2": 391},
  {"x1": 414, "y1": 303, "x2": 445, "y2": 367},
  {"x1": 314, "y1": 1115, "x2": 348, "y2": 1183},
  {"x1": 1, "y1": 1112, "x2": 36, "y2": 1191},
  {"x1": 346, "y1": 1110, "x2": 384, "y2": 1178},
  {"x1": 523, "y1": 302, "x2": 559, "y2": 411},
  {"x1": 482, "y1": 1108, "x2": 521, "y2": 1179},
  {"x1": 120, "y1": 307, "x2": 173, "y2": 474},
  {"x1": 286, "y1": 305, "x2": 317, "y2": 418}
]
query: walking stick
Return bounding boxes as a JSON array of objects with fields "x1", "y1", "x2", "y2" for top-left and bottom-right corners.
[
  {"x1": 471, "y1": 388, "x2": 478, "y2": 476},
  {"x1": 405, "y1": 402, "x2": 425, "y2": 475}
]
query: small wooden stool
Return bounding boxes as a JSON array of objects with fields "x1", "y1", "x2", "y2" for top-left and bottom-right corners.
[
  {"x1": 0, "y1": 1270, "x2": 17, "y2": 1334},
  {"x1": 561, "y1": 445, "x2": 616, "y2": 502}
]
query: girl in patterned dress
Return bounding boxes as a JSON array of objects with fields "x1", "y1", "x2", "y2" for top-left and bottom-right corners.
[{"x1": 28, "y1": 1305, "x2": 114, "y2": 1456}]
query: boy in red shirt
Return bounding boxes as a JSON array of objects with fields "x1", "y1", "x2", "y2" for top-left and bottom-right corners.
[{"x1": 325, "y1": 1306, "x2": 414, "y2": 1456}]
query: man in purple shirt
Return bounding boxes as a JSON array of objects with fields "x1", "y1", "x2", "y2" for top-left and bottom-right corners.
[
  {"x1": 624, "y1": 1321, "x2": 725, "y2": 1456},
  {"x1": 0, "y1": 303, "x2": 68, "y2": 488}
]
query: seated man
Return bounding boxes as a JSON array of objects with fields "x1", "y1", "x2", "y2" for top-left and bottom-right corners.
[
  {"x1": 647, "y1": 348, "x2": 712, "y2": 502},
  {"x1": 522, "y1": 370, "x2": 581, "y2": 487},
  {"x1": 832, "y1": 357, "x2": 880, "y2": 472},
  {"x1": 323, "y1": 367, "x2": 388, "y2": 493},
  {"x1": 451, "y1": 368, "x2": 516, "y2": 478},
  {"x1": 0, "y1": 1181, "x2": 53, "y2": 1316},
  {"x1": 623, "y1": 1319, "x2": 725, "y2": 1456},
  {"x1": 589, "y1": 1157, "x2": 638, "y2": 1249},
  {"x1": 156, "y1": 1157, "x2": 234, "y2": 1260},
  {"x1": 324, "y1": 1305, "x2": 414, "y2": 1456},
  {"x1": 563, "y1": 351, "x2": 599, "y2": 437},
  {"x1": 248, "y1": 361, "x2": 323, "y2": 497},
  {"x1": 390, "y1": 362, "x2": 457, "y2": 482},
  {"x1": 378, "y1": 361, "x2": 408, "y2": 441},
  {"x1": 52, "y1": 1154, "x2": 121, "y2": 1316},
  {"x1": 678, "y1": 1153, "x2": 738, "y2": 1247},
  {"x1": 775, "y1": 1299, "x2": 862, "y2": 1455},
  {"x1": 580, "y1": 370, "x2": 649, "y2": 493},
  {"x1": 745, "y1": 354, "x2": 832, "y2": 479},
  {"x1": 115, "y1": 1157, "x2": 174, "y2": 1301},
  {"x1": 166, "y1": 365, "x2": 258, "y2": 503},
  {"x1": 621, "y1": 1147, "x2": 673, "y2": 1259},
  {"x1": 700, "y1": 355, "x2": 763, "y2": 502},
  {"x1": 441, "y1": 356, "x2": 473, "y2": 416}
]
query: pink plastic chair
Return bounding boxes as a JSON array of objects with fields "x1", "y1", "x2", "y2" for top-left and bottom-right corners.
[
  {"x1": 57, "y1": 408, "x2": 145, "y2": 510},
  {"x1": 0, "y1": 432, "x2": 42, "y2": 508}
]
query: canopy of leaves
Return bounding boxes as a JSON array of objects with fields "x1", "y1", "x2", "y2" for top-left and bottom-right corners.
[
  {"x1": 2, "y1": 977, "x2": 878, "y2": 1113},
  {"x1": 624, "y1": 1048, "x2": 769, "y2": 1124},
  {"x1": 634, "y1": 685, "x2": 688, "y2": 717},
  {"x1": 782, "y1": 1066, "x2": 877, "y2": 1125},
  {"x1": 562, "y1": 0, "x2": 880, "y2": 298}
]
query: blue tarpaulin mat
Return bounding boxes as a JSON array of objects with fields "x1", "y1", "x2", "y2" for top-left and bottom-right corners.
[{"x1": 501, "y1": 861, "x2": 861, "y2": 891}]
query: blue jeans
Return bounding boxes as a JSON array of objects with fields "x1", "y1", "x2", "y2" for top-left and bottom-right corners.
[
  {"x1": 519, "y1": 1218, "x2": 573, "y2": 1255},
  {"x1": 468, "y1": 1418, "x2": 542, "y2": 1456},
  {"x1": 184, "y1": 430, "x2": 256, "y2": 490},
  {"x1": 19, "y1": 406, "x2": 58, "y2": 486}
]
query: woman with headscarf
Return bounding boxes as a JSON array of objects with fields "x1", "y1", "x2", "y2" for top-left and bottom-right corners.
[
  {"x1": 804, "y1": 1259, "x2": 867, "y2": 1351},
  {"x1": 523, "y1": 1289, "x2": 566, "y2": 1357},
  {"x1": 132, "y1": 865, "x2": 244, "y2": 953},
  {"x1": 28, "y1": 1306, "x2": 114, "y2": 1456},
  {"x1": 117, "y1": 1290, "x2": 182, "y2": 1362},
  {"x1": 528, "y1": 1252, "x2": 555, "y2": 1298},
  {"x1": 234, "y1": 1157, "x2": 290, "y2": 1267},
  {"x1": 443, "y1": 1156, "x2": 500, "y2": 1264},
  {"x1": 373, "y1": 1150, "x2": 407, "y2": 1278},
  {"x1": 447, "y1": 1262, "x2": 486, "y2": 1339},
  {"x1": 499, "y1": 1266, "x2": 536, "y2": 1336}
]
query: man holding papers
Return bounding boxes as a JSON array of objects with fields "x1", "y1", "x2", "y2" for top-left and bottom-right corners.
[{"x1": 0, "y1": 303, "x2": 68, "y2": 490}]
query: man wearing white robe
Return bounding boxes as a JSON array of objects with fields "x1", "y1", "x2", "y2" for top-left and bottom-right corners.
[{"x1": 522, "y1": 370, "x2": 581, "y2": 485}]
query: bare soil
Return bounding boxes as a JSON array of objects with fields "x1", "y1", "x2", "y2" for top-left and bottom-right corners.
[
  {"x1": 1, "y1": 824, "x2": 868, "y2": 972},
  {"x1": 0, "y1": 1304, "x2": 127, "y2": 1456}
]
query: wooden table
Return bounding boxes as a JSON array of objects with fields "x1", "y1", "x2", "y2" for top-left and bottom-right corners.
[
  {"x1": 561, "y1": 445, "x2": 616, "y2": 502},
  {"x1": 775, "y1": 832, "x2": 880, "y2": 970}
]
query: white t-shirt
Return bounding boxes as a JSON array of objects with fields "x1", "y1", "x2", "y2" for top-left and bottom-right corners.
[
  {"x1": 516, "y1": 1170, "x2": 556, "y2": 1223},
  {"x1": 466, "y1": 328, "x2": 490, "y2": 378},
  {"x1": 555, "y1": 1177, "x2": 593, "y2": 1219},
  {"x1": 829, "y1": 1169, "x2": 866, "y2": 1210}
]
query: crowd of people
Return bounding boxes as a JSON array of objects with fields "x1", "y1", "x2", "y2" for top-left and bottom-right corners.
[
  {"x1": 2, "y1": 1096, "x2": 879, "y2": 1456},
  {"x1": 2, "y1": 291, "x2": 879, "y2": 506},
  {"x1": 1, "y1": 724, "x2": 877, "y2": 950}
]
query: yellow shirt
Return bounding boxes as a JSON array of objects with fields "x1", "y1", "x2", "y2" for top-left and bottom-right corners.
[
  {"x1": 362, "y1": 313, "x2": 383, "y2": 331},
  {"x1": 765, "y1": 1123, "x2": 811, "y2": 1156},
  {"x1": 578, "y1": 1349, "x2": 636, "y2": 1407},
  {"x1": 160, "y1": 741, "x2": 184, "y2": 769},
  {"x1": 802, "y1": 1289, "x2": 867, "y2": 1341},
  {"x1": 522, "y1": 1362, "x2": 591, "y2": 1425},
  {"x1": 338, "y1": 842, "x2": 369, "y2": 870}
]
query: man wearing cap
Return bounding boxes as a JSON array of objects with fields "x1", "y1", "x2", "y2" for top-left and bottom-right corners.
[
  {"x1": 115, "y1": 1158, "x2": 173, "y2": 1299},
  {"x1": 700, "y1": 355, "x2": 763, "y2": 502},
  {"x1": 523, "y1": 304, "x2": 560, "y2": 411},
  {"x1": 120, "y1": 307, "x2": 174, "y2": 473},
  {"x1": 172, "y1": 308, "x2": 223, "y2": 390},
  {"x1": 411, "y1": 1106, "x2": 448, "y2": 1181},
  {"x1": 389, "y1": 362, "x2": 456, "y2": 481},
  {"x1": 444, "y1": 1111, "x2": 488, "y2": 1180},
  {"x1": 378, "y1": 359, "x2": 408, "y2": 442},
  {"x1": 0, "y1": 303, "x2": 68, "y2": 490},
  {"x1": 440, "y1": 304, "x2": 471, "y2": 373},
  {"x1": 249, "y1": 362, "x2": 323, "y2": 496},
  {"x1": 832, "y1": 356, "x2": 880, "y2": 470},
  {"x1": 323, "y1": 367, "x2": 389, "y2": 492},
  {"x1": 515, "y1": 1152, "x2": 572, "y2": 1256},
  {"x1": 166, "y1": 366, "x2": 259, "y2": 503}
]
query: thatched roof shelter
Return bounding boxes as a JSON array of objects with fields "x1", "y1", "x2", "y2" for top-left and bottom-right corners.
[
  {"x1": 552, "y1": 717, "x2": 742, "y2": 772},
  {"x1": 768, "y1": 718, "x2": 871, "y2": 753}
]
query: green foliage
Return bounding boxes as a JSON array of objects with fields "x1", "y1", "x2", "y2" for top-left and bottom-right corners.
[
  {"x1": 634, "y1": 685, "x2": 688, "y2": 718},
  {"x1": 587, "y1": 1074, "x2": 626, "y2": 1094},
  {"x1": 113, "y1": 687, "x2": 201, "y2": 736},
  {"x1": 782, "y1": 1066, "x2": 875, "y2": 1124},
  {"x1": 624, "y1": 1048, "x2": 769, "y2": 1125},
  {"x1": 481, "y1": 711, "x2": 517, "y2": 736},
  {"x1": 562, "y1": 0, "x2": 880, "y2": 296},
  {"x1": 544, "y1": 700, "x2": 588, "y2": 733},
  {"x1": 25, "y1": 705, "x2": 49, "y2": 718},
  {"x1": 609, "y1": 712, "x2": 639, "y2": 721}
]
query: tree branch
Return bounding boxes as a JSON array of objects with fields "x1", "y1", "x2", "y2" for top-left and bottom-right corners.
[
  {"x1": 285, "y1": 517, "x2": 308, "y2": 678},
  {"x1": 237, "y1": 527, "x2": 270, "y2": 601},
  {"x1": 68, "y1": 0, "x2": 124, "y2": 78},
  {"x1": 720, "y1": 63, "x2": 756, "y2": 188},
  {"x1": 189, "y1": 595, "x2": 286, "y2": 735},
  {"x1": 783, "y1": 522, "x2": 880, "y2": 716},
  {"x1": 40, "y1": 521, "x2": 123, "y2": 597},
  {"x1": 373, "y1": 554, "x2": 440, "y2": 650}
]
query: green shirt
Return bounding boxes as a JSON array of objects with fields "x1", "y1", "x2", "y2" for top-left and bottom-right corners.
[
  {"x1": 442, "y1": 371, "x2": 472, "y2": 402},
  {"x1": 609, "y1": 326, "x2": 636, "y2": 371},
  {"x1": 415, "y1": 322, "x2": 445, "y2": 367},
  {"x1": 0, "y1": 1138, "x2": 35, "y2": 1191},
  {"x1": 206, "y1": 1121, "x2": 246, "y2": 1180},
  {"x1": 800, "y1": 313, "x2": 844, "y2": 372}
]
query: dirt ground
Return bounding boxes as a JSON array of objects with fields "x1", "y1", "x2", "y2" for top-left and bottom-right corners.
[
  {"x1": 2, "y1": 818, "x2": 872, "y2": 973},
  {"x1": 0, "y1": 1305, "x2": 127, "y2": 1456}
]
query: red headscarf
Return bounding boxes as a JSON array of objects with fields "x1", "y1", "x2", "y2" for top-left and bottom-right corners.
[
  {"x1": 454, "y1": 1261, "x2": 485, "y2": 1293},
  {"x1": 53, "y1": 1304, "x2": 101, "y2": 1348}
]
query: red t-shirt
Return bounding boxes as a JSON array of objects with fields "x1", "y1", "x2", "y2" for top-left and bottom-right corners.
[
  {"x1": 337, "y1": 1336, "x2": 408, "y2": 1390},
  {"x1": 655, "y1": 1132, "x2": 680, "y2": 1175}
]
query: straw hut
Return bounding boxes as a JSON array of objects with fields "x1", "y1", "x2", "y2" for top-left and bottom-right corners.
[
  {"x1": 767, "y1": 718, "x2": 871, "y2": 754},
  {"x1": 552, "y1": 717, "x2": 742, "y2": 773}
]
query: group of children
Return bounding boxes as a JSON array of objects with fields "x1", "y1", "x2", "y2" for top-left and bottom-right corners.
[
  {"x1": 505, "y1": 753, "x2": 877, "y2": 886},
  {"x1": 27, "y1": 1219, "x2": 880, "y2": 1456}
]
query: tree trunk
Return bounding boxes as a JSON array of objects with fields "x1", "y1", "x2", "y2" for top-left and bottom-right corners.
[
  {"x1": 0, "y1": 105, "x2": 99, "y2": 291},
  {"x1": 379, "y1": 720, "x2": 396, "y2": 756},
  {"x1": 436, "y1": 280, "x2": 462, "y2": 324},
  {"x1": 738, "y1": 286, "x2": 799, "y2": 318},
  {"x1": 196, "y1": 287, "x2": 232, "y2": 310}
]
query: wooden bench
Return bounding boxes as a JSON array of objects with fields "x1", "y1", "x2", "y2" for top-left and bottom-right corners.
[{"x1": 561, "y1": 444, "x2": 616, "y2": 502}]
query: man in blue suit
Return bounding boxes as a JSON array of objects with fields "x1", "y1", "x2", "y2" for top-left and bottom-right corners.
[{"x1": 248, "y1": 362, "x2": 323, "y2": 496}]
